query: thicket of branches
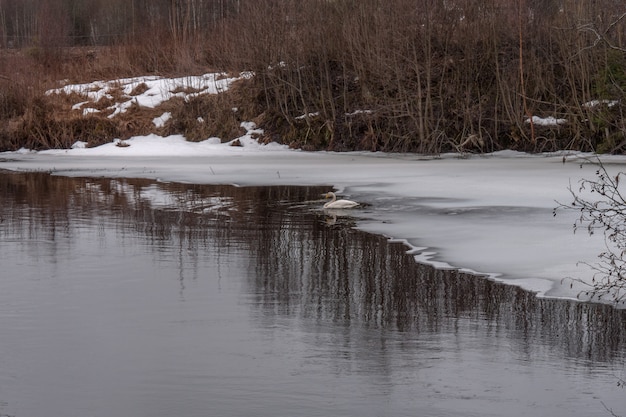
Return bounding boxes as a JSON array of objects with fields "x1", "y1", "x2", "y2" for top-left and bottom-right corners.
[
  {"x1": 555, "y1": 160, "x2": 626, "y2": 306},
  {"x1": 0, "y1": 0, "x2": 625, "y2": 152}
]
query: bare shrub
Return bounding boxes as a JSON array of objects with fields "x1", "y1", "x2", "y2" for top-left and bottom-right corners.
[
  {"x1": 0, "y1": 79, "x2": 28, "y2": 121},
  {"x1": 555, "y1": 159, "x2": 626, "y2": 305},
  {"x1": 205, "y1": 0, "x2": 626, "y2": 153}
]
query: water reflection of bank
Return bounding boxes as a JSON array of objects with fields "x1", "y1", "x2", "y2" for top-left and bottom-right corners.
[
  {"x1": 248, "y1": 207, "x2": 626, "y2": 366},
  {"x1": 1, "y1": 170, "x2": 625, "y2": 366}
]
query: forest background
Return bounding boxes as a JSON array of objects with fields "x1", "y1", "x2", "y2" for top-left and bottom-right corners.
[{"x1": 0, "y1": 0, "x2": 624, "y2": 153}]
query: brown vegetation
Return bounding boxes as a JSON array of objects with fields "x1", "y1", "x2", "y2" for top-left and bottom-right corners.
[{"x1": 0, "y1": 0, "x2": 624, "y2": 153}]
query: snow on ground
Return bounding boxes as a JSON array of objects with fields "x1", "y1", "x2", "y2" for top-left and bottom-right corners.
[
  {"x1": 4, "y1": 74, "x2": 626, "y2": 305},
  {"x1": 152, "y1": 112, "x2": 172, "y2": 128},
  {"x1": 47, "y1": 72, "x2": 252, "y2": 118},
  {"x1": 525, "y1": 115, "x2": 568, "y2": 126}
]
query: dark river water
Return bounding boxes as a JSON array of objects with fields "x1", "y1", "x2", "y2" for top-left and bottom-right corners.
[{"x1": 0, "y1": 171, "x2": 625, "y2": 417}]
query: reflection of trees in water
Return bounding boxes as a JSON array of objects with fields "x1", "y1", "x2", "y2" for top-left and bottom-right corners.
[
  {"x1": 246, "y1": 202, "x2": 626, "y2": 365},
  {"x1": 0, "y1": 170, "x2": 327, "y2": 290},
  {"x1": 1, "y1": 171, "x2": 625, "y2": 364}
]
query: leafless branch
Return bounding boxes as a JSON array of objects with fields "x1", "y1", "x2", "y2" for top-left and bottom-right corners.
[{"x1": 576, "y1": 12, "x2": 626, "y2": 54}]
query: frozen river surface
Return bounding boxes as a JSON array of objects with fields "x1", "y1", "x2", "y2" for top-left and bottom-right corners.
[{"x1": 0, "y1": 171, "x2": 625, "y2": 417}]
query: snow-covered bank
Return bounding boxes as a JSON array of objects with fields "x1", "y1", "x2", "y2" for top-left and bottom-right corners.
[{"x1": 2, "y1": 135, "x2": 624, "y2": 304}]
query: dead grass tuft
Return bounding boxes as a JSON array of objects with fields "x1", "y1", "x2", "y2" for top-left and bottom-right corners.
[
  {"x1": 7, "y1": 107, "x2": 120, "y2": 150},
  {"x1": 129, "y1": 83, "x2": 150, "y2": 96},
  {"x1": 165, "y1": 90, "x2": 244, "y2": 142}
]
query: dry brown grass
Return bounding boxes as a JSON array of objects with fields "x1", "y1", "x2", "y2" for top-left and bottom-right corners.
[
  {"x1": 164, "y1": 94, "x2": 241, "y2": 142},
  {"x1": 0, "y1": 42, "x2": 238, "y2": 150}
]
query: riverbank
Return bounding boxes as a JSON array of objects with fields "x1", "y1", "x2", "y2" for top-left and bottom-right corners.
[{"x1": 1, "y1": 1, "x2": 625, "y2": 153}]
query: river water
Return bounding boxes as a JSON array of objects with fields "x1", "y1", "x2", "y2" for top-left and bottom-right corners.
[{"x1": 0, "y1": 171, "x2": 625, "y2": 417}]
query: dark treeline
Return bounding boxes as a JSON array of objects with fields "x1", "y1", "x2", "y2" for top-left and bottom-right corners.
[
  {"x1": 0, "y1": 0, "x2": 625, "y2": 153},
  {"x1": 0, "y1": 0, "x2": 238, "y2": 47}
]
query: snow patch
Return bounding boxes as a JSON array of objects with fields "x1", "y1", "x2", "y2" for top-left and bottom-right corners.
[
  {"x1": 153, "y1": 112, "x2": 172, "y2": 128},
  {"x1": 526, "y1": 115, "x2": 567, "y2": 126},
  {"x1": 47, "y1": 72, "x2": 249, "y2": 118}
]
